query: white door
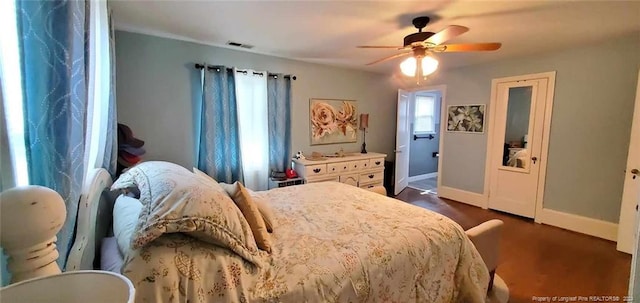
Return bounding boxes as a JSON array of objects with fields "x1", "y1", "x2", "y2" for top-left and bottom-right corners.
[
  {"x1": 395, "y1": 89, "x2": 410, "y2": 195},
  {"x1": 488, "y1": 78, "x2": 548, "y2": 218},
  {"x1": 617, "y1": 69, "x2": 640, "y2": 254}
]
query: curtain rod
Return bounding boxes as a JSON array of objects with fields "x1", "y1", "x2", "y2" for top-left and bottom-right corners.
[{"x1": 194, "y1": 64, "x2": 297, "y2": 80}]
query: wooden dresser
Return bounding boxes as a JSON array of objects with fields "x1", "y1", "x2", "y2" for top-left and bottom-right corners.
[{"x1": 292, "y1": 152, "x2": 386, "y2": 189}]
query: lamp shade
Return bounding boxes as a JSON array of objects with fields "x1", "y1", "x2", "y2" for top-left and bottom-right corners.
[
  {"x1": 359, "y1": 113, "x2": 369, "y2": 129},
  {"x1": 421, "y1": 56, "x2": 439, "y2": 76},
  {"x1": 400, "y1": 57, "x2": 417, "y2": 77}
]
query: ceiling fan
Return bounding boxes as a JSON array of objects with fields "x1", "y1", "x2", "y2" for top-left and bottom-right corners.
[{"x1": 358, "y1": 16, "x2": 501, "y2": 77}]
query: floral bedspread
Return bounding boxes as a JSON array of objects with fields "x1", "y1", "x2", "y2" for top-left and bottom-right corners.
[{"x1": 123, "y1": 182, "x2": 489, "y2": 303}]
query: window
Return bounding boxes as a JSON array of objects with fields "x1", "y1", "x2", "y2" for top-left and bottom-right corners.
[
  {"x1": 234, "y1": 70, "x2": 269, "y2": 191},
  {"x1": 0, "y1": 0, "x2": 28, "y2": 186},
  {"x1": 1, "y1": 1, "x2": 113, "y2": 188},
  {"x1": 414, "y1": 95, "x2": 437, "y2": 134}
]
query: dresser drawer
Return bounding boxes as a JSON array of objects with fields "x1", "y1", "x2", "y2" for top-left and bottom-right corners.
[
  {"x1": 328, "y1": 162, "x2": 350, "y2": 174},
  {"x1": 339, "y1": 174, "x2": 359, "y2": 186},
  {"x1": 359, "y1": 181, "x2": 384, "y2": 189},
  {"x1": 370, "y1": 158, "x2": 384, "y2": 168},
  {"x1": 307, "y1": 176, "x2": 339, "y2": 183},
  {"x1": 304, "y1": 164, "x2": 327, "y2": 176},
  {"x1": 360, "y1": 170, "x2": 383, "y2": 183},
  {"x1": 358, "y1": 160, "x2": 371, "y2": 170},
  {"x1": 349, "y1": 161, "x2": 364, "y2": 171}
]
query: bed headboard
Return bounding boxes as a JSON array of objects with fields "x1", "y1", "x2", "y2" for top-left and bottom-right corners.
[{"x1": 66, "y1": 168, "x2": 115, "y2": 271}]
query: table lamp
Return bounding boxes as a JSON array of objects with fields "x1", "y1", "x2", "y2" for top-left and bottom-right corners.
[
  {"x1": 0, "y1": 185, "x2": 66, "y2": 283},
  {"x1": 360, "y1": 113, "x2": 369, "y2": 154}
]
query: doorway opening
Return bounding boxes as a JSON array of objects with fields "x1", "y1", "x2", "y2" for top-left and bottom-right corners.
[
  {"x1": 407, "y1": 90, "x2": 441, "y2": 194},
  {"x1": 395, "y1": 85, "x2": 446, "y2": 196}
]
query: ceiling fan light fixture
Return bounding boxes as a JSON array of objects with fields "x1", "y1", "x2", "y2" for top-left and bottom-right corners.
[
  {"x1": 400, "y1": 55, "x2": 439, "y2": 78},
  {"x1": 421, "y1": 56, "x2": 439, "y2": 76},
  {"x1": 400, "y1": 57, "x2": 417, "y2": 77}
]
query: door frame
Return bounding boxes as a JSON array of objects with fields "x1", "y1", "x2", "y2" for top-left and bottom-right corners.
[
  {"x1": 483, "y1": 71, "x2": 556, "y2": 220},
  {"x1": 617, "y1": 68, "x2": 640, "y2": 253},
  {"x1": 395, "y1": 84, "x2": 447, "y2": 194}
]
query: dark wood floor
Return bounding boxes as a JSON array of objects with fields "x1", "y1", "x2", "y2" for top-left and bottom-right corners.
[{"x1": 394, "y1": 187, "x2": 632, "y2": 303}]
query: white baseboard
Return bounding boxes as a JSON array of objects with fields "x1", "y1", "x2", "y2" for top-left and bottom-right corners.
[
  {"x1": 438, "y1": 186, "x2": 487, "y2": 208},
  {"x1": 435, "y1": 186, "x2": 617, "y2": 242},
  {"x1": 537, "y1": 208, "x2": 618, "y2": 242},
  {"x1": 408, "y1": 172, "x2": 438, "y2": 182}
]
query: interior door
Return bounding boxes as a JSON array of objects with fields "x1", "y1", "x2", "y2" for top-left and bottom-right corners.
[
  {"x1": 394, "y1": 89, "x2": 410, "y2": 195},
  {"x1": 488, "y1": 79, "x2": 548, "y2": 218},
  {"x1": 617, "y1": 69, "x2": 640, "y2": 254}
]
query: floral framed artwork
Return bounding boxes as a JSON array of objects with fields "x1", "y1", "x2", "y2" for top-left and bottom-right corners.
[
  {"x1": 310, "y1": 99, "x2": 358, "y2": 145},
  {"x1": 446, "y1": 104, "x2": 485, "y2": 133}
]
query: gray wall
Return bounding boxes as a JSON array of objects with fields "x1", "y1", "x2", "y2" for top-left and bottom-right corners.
[
  {"x1": 409, "y1": 91, "x2": 441, "y2": 176},
  {"x1": 402, "y1": 33, "x2": 640, "y2": 223},
  {"x1": 115, "y1": 31, "x2": 397, "y2": 169}
]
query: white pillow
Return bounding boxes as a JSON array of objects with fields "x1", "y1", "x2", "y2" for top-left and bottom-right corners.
[
  {"x1": 113, "y1": 195, "x2": 143, "y2": 256},
  {"x1": 100, "y1": 237, "x2": 124, "y2": 273}
]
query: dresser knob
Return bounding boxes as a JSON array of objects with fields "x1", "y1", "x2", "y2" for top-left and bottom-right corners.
[
  {"x1": 313, "y1": 168, "x2": 321, "y2": 173},
  {"x1": 375, "y1": 161, "x2": 381, "y2": 165},
  {"x1": 368, "y1": 175, "x2": 374, "y2": 179}
]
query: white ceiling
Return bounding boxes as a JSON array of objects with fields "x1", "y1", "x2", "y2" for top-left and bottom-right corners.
[{"x1": 111, "y1": 0, "x2": 640, "y2": 74}]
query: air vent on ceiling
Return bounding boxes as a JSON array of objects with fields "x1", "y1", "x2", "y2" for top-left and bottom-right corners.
[{"x1": 226, "y1": 41, "x2": 254, "y2": 49}]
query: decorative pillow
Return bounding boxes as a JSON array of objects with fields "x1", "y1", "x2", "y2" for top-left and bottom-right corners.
[
  {"x1": 220, "y1": 182, "x2": 277, "y2": 233},
  {"x1": 193, "y1": 168, "x2": 277, "y2": 232},
  {"x1": 111, "y1": 161, "x2": 264, "y2": 267},
  {"x1": 112, "y1": 161, "x2": 192, "y2": 205},
  {"x1": 220, "y1": 182, "x2": 272, "y2": 253},
  {"x1": 100, "y1": 237, "x2": 124, "y2": 273},
  {"x1": 113, "y1": 195, "x2": 143, "y2": 255},
  {"x1": 253, "y1": 195, "x2": 276, "y2": 233}
]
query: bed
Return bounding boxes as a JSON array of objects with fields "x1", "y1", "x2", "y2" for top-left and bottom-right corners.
[{"x1": 67, "y1": 165, "x2": 490, "y2": 303}]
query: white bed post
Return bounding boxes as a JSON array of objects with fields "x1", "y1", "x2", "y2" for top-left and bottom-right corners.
[{"x1": 0, "y1": 186, "x2": 66, "y2": 283}]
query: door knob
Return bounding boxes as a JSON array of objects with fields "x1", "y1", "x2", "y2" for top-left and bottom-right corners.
[
  {"x1": 632, "y1": 168, "x2": 639, "y2": 179},
  {"x1": 531, "y1": 156, "x2": 538, "y2": 164}
]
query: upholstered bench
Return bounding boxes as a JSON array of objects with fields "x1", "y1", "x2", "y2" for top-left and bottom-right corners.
[{"x1": 465, "y1": 219, "x2": 509, "y2": 303}]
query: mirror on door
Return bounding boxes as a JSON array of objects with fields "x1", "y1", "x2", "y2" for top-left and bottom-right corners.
[{"x1": 502, "y1": 86, "x2": 533, "y2": 169}]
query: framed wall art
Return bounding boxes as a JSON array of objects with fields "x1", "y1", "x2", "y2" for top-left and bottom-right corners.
[
  {"x1": 446, "y1": 104, "x2": 485, "y2": 133},
  {"x1": 309, "y1": 98, "x2": 358, "y2": 145}
]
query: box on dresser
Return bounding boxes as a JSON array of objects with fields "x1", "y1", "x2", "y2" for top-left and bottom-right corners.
[{"x1": 292, "y1": 152, "x2": 386, "y2": 189}]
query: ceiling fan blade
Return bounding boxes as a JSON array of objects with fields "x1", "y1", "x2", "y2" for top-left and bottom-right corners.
[
  {"x1": 438, "y1": 43, "x2": 502, "y2": 52},
  {"x1": 366, "y1": 52, "x2": 411, "y2": 66},
  {"x1": 357, "y1": 45, "x2": 405, "y2": 49},
  {"x1": 424, "y1": 25, "x2": 469, "y2": 46}
]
